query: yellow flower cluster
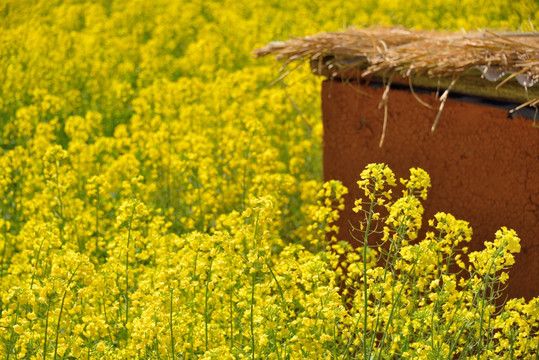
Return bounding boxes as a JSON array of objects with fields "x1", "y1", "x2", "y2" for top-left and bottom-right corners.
[
  {"x1": 343, "y1": 165, "x2": 537, "y2": 359},
  {"x1": 0, "y1": 0, "x2": 537, "y2": 359}
]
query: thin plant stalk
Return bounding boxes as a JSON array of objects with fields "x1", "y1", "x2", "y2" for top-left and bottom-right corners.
[
  {"x1": 188, "y1": 238, "x2": 201, "y2": 352},
  {"x1": 30, "y1": 235, "x2": 47, "y2": 291},
  {"x1": 53, "y1": 161, "x2": 65, "y2": 244},
  {"x1": 95, "y1": 184, "x2": 100, "y2": 256},
  {"x1": 374, "y1": 261, "x2": 417, "y2": 359},
  {"x1": 6, "y1": 310, "x2": 19, "y2": 360},
  {"x1": 43, "y1": 300, "x2": 51, "y2": 360},
  {"x1": 123, "y1": 202, "x2": 136, "y2": 336},
  {"x1": 0, "y1": 204, "x2": 8, "y2": 279},
  {"x1": 204, "y1": 255, "x2": 215, "y2": 352},
  {"x1": 170, "y1": 288, "x2": 175, "y2": 360},
  {"x1": 229, "y1": 263, "x2": 234, "y2": 353},
  {"x1": 53, "y1": 261, "x2": 82, "y2": 360},
  {"x1": 341, "y1": 189, "x2": 377, "y2": 360},
  {"x1": 363, "y1": 191, "x2": 377, "y2": 359},
  {"x1": 250, "y1": 211, "x2": 260, "y2": 360}
]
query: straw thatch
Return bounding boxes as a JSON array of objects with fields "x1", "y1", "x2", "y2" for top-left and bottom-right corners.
[
  {"x1": 254, "y1": 27, "x2": 538, "y2": 143},
  {"x1": 254, "y1": 27, "x2": 538, "y2": 87}
]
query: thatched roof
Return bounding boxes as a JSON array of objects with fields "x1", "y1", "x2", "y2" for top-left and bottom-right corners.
[
  {"x1": 254, "y1": 27, "x2": 538, "y2": 88},
  {"x1": 254, "y1": 27, "x2": 538, "y2": 144}
]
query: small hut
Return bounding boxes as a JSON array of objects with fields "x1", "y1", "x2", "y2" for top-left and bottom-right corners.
[{"x1": 255, "y1": 27, "x2": 539, "y2": 300}]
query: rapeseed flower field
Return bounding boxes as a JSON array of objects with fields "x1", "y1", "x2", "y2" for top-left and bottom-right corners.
[{"x1": 0, "y1": 0, "x2": 537, "y2": 358}]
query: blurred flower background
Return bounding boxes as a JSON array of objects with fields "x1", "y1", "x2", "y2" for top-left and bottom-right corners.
[{"x1": 0, "y1": 0, "x2": 537, "y2": 358}]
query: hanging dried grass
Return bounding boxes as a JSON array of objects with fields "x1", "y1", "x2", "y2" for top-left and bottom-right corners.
[
  {"x1": 254, "y1": 26, "x2": 539, "y2": 137},
  {"x1": 254, "y1": 27, "x2": 538, "y2": 83}
]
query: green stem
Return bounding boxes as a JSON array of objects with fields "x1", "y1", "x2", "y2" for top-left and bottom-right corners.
[
  {"x1": 446, "y1": 245, "x2": 504, "y2": 359},
  {"x1": 95, "y1": 186, "x2": 100, "y2": 256},
  {"x1": 229, "y1": 269, "x2": 234, "y2": 353},
  {"x1": 0, "y1": 204, "x2": 8, "y2": 279},
  {"x1": 374, "y1": 261, "x2": 417, "y2": 359},
  {"x1": 188, "y1": 241, "x2": 200, "y2": 352},
  {"x1": 170, "y1": 289, "x2": 175, "y2": 360},
  {"x1": 341, "y1": 189, "x2": 377, "y2": 360},
  {"x1": 30, "y1": 235, "x2": 47, "y2": 291},
  {"x1": 265, "y1": 261, "x2": 286, "y2": 306},
  {"x1": 124, "y1": 203, "x2": 136, "y2": 335},
  {"x1": 369, "y1": 219, "x2": 409, "y2": 352},
  {"x1": 54, "y1": 162, "x2": 65, "y2": 244},
  {"x1": 166, "y1": 133, "x2": 172, "y2": 212},
  {"x1": 101, "y1": 292, "x2": 114, "y2": 345},
  {"x1": 477, "y1": 245, "x2": 505, "y2": 352},
  {"x1": 241, "y1": 135, "x2": 253, "y2": 211},
  {"x1": 534, "y1": 332, "x2": 538, "y2": 360},
  {"x1": 196, "y1": 179, "x2": 204, "y2": 230},
  {"x1": 43, "y1": 300, "x2": 51, "y2": 360},
  {"x1": 53, "y1": 262, "x2": 82, "y2": 360},
  {"x1": 6, "y1": 311, "x2": 19, "y2": 360},
  {"x1": 250, "y1": 212, "x2": 260, "y2": 360},
  {"x1": 205, "y1": 256, "x2": 215, "y2": 352},
  {"x1": 363, "y1": 193, "x2": 376, "y2": 359},
  {"x1": 251, "y1": 271, "x2": 256, "y2": 360},
  {"x1": 445, "y1": 319, "x2": 472, "y2": 360}
]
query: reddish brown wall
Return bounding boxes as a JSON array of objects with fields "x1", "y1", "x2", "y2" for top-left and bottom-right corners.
[{"x1": 322, "y1": 79, "x2": 539, "y2": 300}]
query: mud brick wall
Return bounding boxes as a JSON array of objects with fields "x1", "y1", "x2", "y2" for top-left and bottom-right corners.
[{"x1": 322, "y1": 79, "x2": 538, "y2": 300}]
